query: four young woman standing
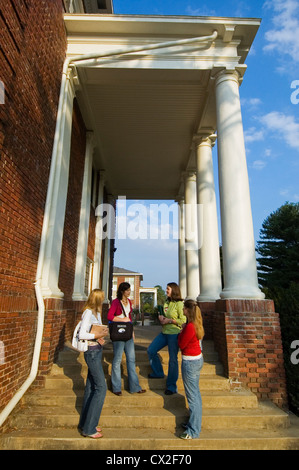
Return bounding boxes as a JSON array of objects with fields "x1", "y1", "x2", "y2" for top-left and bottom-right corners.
[{"x1": 76, "y1": 283, "x2": 204, "y2": 441}]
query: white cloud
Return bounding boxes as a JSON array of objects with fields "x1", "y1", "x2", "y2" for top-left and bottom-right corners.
[
  {"x1": 264, "y1": 0, "x2": 299, "y2": 62},
  {"x1": 244, "y1": 127, "x2": 264, "y2": 144},
  {"x1": 241, "y1": 97, "x2": 262, "y2": 109},
  {"x1": 252, "y1": 160, "x2": 267, "y2": 170},
  {"x1": 185, "y1": 5, "x2": 216, "y2": 16},
  {"x1": 259, "y1": 111, "x2": 299, "y2": 151}
]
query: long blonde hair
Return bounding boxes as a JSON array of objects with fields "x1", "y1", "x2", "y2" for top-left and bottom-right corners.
[
  {"x1": 84, "y1": 289, "x2": 105, "y2": 317},
  {"x1": 183, "y1": 299, "x2": 204, "y2": 340}
]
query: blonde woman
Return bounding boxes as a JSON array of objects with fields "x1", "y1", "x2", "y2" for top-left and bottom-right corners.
[
  {"x1": 178, "y1": 299, "x2": 204, "y2": 439},
  {"x1": 78, "y1": 289, "x2": 108, "y2": 439}
]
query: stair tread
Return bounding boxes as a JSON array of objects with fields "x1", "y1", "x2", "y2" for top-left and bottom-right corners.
[
  {"x1": 2, "y1": 329, "x2": 298, "y2": 450},
  {"x1": 5, "y1": 425, "x2": 299, "y2": 438},
  {"x1": 15, "y1": 400, "x2": 288, "y2": 418}
]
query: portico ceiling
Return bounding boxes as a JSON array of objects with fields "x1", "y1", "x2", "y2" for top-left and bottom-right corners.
[{"x1": 64, "y1": 14, "x2": 260, "y2": 200}]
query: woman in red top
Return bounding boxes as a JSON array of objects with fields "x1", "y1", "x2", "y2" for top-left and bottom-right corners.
[{"x1": 178, "y1": 299, "x2": 204, "y2": 439}]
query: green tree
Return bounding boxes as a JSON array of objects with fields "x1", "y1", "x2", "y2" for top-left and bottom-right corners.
[
  {"x1": 257, "y1": 202, "x2": 299, "y2": 290},
  {"x1": 155, "y1": 285, "x2": 167, "y2": 305},
  {"x1": 256, "y1": 202, "x2": 299, "y2": 414}
]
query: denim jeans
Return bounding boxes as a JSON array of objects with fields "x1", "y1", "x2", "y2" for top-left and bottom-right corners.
[
  {"x1": 111, "y1": 338, "x2": 142, "y2": 393},
  {"x1": 78, "y1": 347, "x2": 107, "y2": 436},
  {"x1": 147, "y1": 332, "x2": 179, "y2": 393},
  {"x1": 181, "y1": 356, "x2": 204, "y2": 438}
]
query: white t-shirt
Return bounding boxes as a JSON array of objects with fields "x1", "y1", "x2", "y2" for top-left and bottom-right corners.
[
  {"x1": 118, "y1": 301, "x2": 130, "y2": 319},
  {"x1": 78, "y1": 309, "x2": 102, "y2": 340}
]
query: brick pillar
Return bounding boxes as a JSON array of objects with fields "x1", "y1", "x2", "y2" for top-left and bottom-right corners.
[
  {"x1": 198, "y1": 301, "x2": 215, "y2": 340},
  {"x1": 35, "y1": 299, "x2": 85, "y2": 388},
  {"x1": 214, "y1": 299, "x2": 288, "y2": 409}
]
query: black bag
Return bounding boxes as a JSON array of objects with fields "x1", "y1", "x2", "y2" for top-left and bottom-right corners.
[
  {"x1": 109, "y1": 300, "x2": 133, "y2": 342},
  {"x1": 109, "y1": 321, "x2": 133, "y2": 342}
]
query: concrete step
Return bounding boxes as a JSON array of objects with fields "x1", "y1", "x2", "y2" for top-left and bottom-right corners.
[
  {"x1": 2, "y1": 327, "x2": 299, "y2": 451},
  {"x1": 51, "y1": 359, "x2": 224, "y2": 377},
  {"x1": 21, "y1": 388, "x2": 258, "y2": 409},
  {"x1": 11, "y1": 400, "x2": 289, "y2": 431},
  {"x1": 3, "y1": 421, "x2": 299, "y2": 450},
  {"x1": 58, "y1": 348, "x2": 220, "y2": 365},
  {"x1": 43, "y1": 373, "x2": 230, "y2": 392}
]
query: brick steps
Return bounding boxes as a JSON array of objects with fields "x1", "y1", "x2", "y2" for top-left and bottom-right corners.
[{"x1": 1, "y1": 325, "x2": 299, "y2": 450}]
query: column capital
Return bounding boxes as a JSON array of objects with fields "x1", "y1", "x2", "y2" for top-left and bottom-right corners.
[
  {"x1": 193, "y1": 133, "x2": 217, "y2": 148},
  {"x1": 211, "y1": 66, "x2": 246, "y2": 88},
  {"x1": 183, "y1": 170, "x2": 197, "y2": 182}
]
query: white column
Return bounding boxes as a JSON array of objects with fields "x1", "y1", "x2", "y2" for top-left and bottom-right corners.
[
  {"x1": 184, "y1": 171, "x2": 200, "y2": 300},
  {"x1": 177, "y1": 196, "x2": 187, "y2": 299},
  {"x1": 40, "y1": 71, "x2": 75, "y2": 298},
  {"x1": 194, "y1": 134, "x2": 222, "y2": 301},
  {"x1": 92, "y1": 170, "x2": 106, "y2": 290},
  {"x1": 72, "y1": 132, "x2": 95, "y2": 300},
  {"x1": 215, "y1": 70, "x2": 264, "y2": 299},
  {"x1": 102, "y1": 195, "x2": 115, "y2": 302}
]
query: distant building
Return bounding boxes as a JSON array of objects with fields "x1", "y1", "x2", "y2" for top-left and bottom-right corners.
[{"x1": 112, "y1": 267, "x2": 143, "y2": 309}]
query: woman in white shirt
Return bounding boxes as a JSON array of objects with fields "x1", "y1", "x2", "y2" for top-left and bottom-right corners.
[{"x1": 78, "y1": 289, "x2": 108, "y2": 438}]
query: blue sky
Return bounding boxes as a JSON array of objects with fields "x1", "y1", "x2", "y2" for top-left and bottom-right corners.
[{"x1": 112, "y1": 0, "x2": 299, "y2": 289}]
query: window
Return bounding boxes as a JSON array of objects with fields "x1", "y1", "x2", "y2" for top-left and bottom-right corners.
[
  {"x1": 125, "y1": 277, "x2": 135, "y2": 297},
  {"x1": 112, "y1": 278, "x2": 118, "y2": 298},
  {"x1": 85, "y1": 258, "x2": 93, "y2": 296},
  {"x1": 97, "y1": 0, "x2": 107, "y2": 8},
  {"x1": 91, "y1": 167, "x2": 98, "y2": 208}
]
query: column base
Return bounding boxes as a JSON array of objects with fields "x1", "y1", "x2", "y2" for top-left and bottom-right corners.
[
  {"x1": 197, "y1": 294, "x2": 220, "y2": 302},
  {"x1": 72, "y1": 292, "x2": 88, "y2": 301},
  {"x1": 40, "y1": 286, "x2": 64, "y2": 299},
  {"x1": 220, "y1": 287, "x2": 265, "y2": 300}
]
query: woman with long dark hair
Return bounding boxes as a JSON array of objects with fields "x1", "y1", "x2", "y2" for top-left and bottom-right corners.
[
  {"x1": 147, "y1": 282, "x2": 186, "y2": 395},
  {"x1": 178, "y1": 298, "x2": 204, "y2": 439},
  {"x1": 107, "y1": 282, "x2": 146, "y2": 396}
]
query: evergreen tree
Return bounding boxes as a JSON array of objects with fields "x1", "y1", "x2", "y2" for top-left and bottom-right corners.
[
  {"x1": 256, "y1": 202, "x2": 299, "y2": 414},
  {"x1": 257, "y1": 202, "x2": 299, "y2": 290}
]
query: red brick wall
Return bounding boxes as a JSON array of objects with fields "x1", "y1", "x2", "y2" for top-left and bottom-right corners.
[
  {"x1": 0, "y1": 0, "x2": 67, "y2": 412},
  {"x1": 214, "y1": 299, "x2": 288, "y2": 408}
]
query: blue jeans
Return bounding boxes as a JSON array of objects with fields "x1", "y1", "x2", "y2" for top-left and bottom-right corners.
[
  {"x1": 78, "y1": 347, "x2": 107, "y2": 435},
  {"x1": 181, "y1": 356, "x2": 204, "y2": 438},
  {"x1": 147, "y1": 332, "x2": 179, "y2": 393},
  {"x1": 112, "y1": 338, "x2": 142, "y2": 393}
]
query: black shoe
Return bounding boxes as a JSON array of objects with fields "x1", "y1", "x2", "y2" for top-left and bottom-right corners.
[
  {"x1": 148, "y1": 374, "x2": 164, "y2": 379},
  {"x1": 164, "y1": 389, "x2": 175, "y2": 395}
]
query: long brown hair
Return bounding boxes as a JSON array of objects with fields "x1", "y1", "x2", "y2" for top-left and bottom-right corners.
[
  {"x1": 167, "y1": 282, "x2": 183, "y2": 301},
  {"x1": 84, "y1": 289, "x2": 105, "y2": 317},
  {"x1": 183, "y1": 299, "x2": 204, "y2": 340}
]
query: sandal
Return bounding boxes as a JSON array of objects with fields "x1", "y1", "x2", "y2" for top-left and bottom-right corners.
[{"x1": 84, "y1": 431, "x2": 103, "y2": 439}]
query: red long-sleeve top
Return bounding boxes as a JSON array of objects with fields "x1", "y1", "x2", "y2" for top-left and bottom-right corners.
[
  {"x1": 107, "y1": 298, "x2": 133, "y2": 322},
  {"x1": 178, "y1": 322, "x2": 202, "y2": 357}
]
